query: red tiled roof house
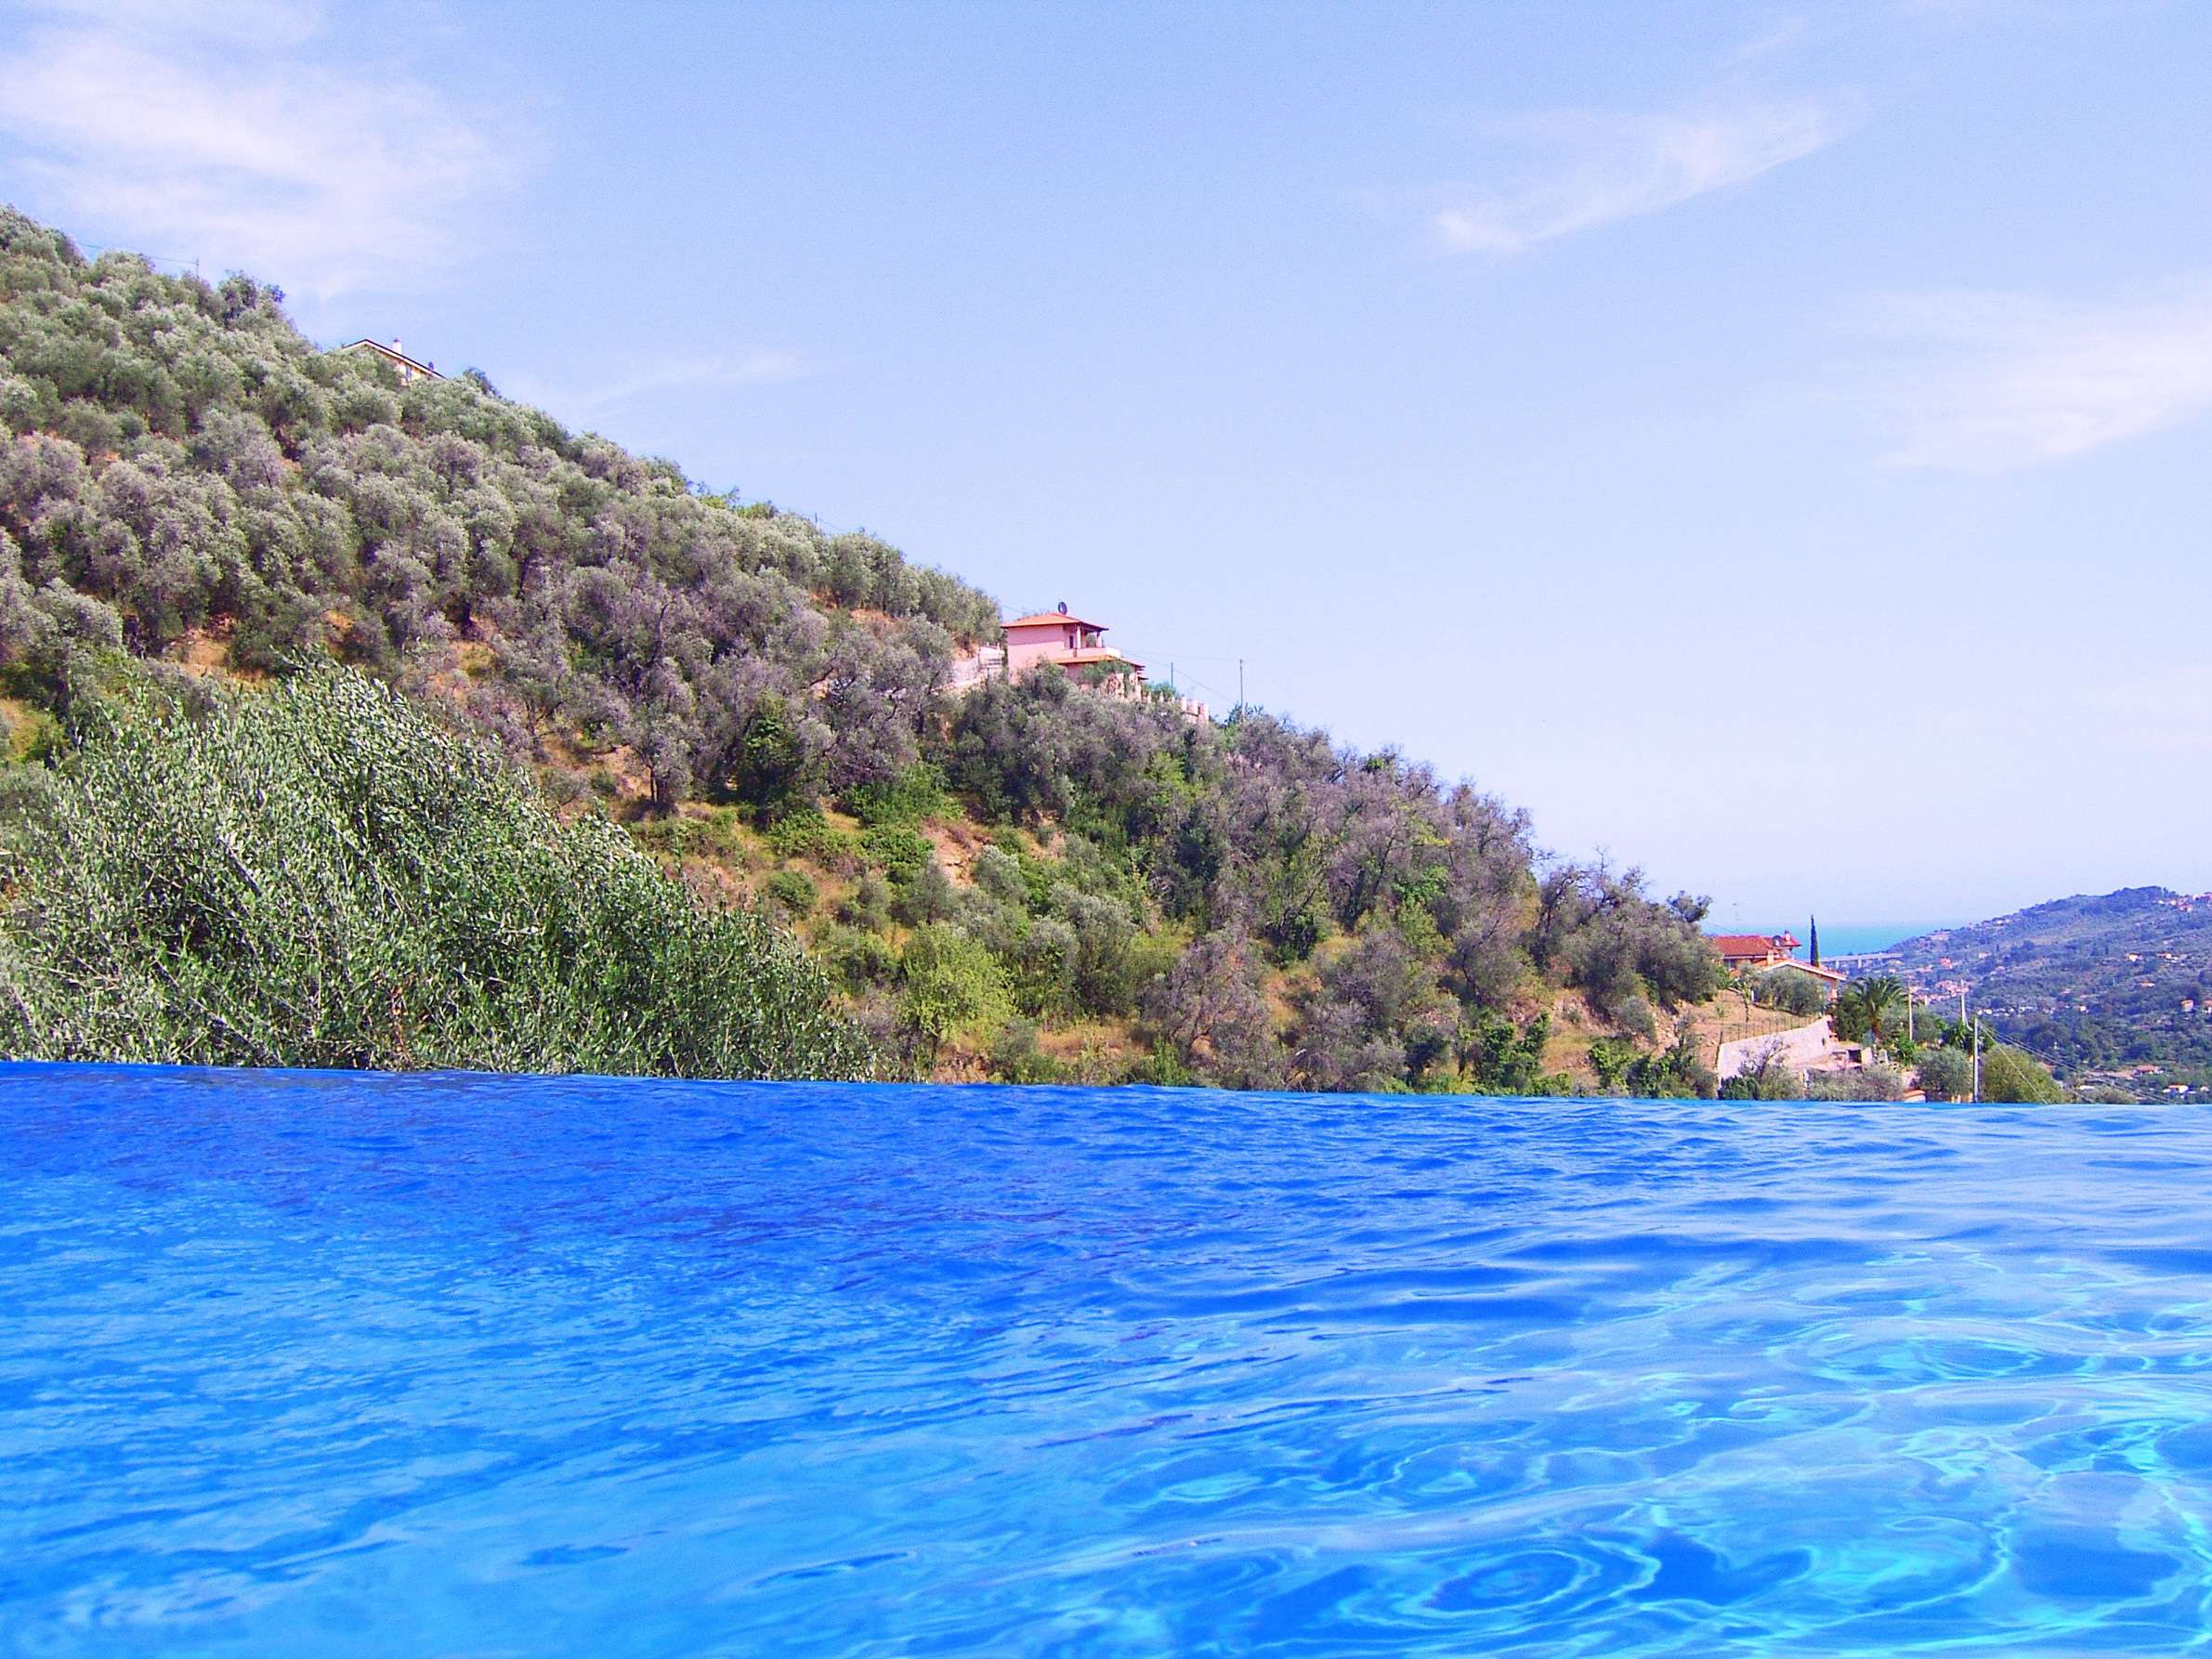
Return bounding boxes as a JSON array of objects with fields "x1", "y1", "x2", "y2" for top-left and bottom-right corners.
[
  {"x1": 1711, "y1": 933, "x2": 1801, "y2": 972},
  {"x1": 1709, "y1": 931, "x2": 1845, "y2": 999},
  {"x1": 1002, "y1": 607, "x2": 1145, "y2": 684}
]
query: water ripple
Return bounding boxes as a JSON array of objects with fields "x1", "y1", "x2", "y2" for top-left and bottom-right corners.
[{"x1": 6, "y1": 1065, "x2": 2212, "y2": 1653}]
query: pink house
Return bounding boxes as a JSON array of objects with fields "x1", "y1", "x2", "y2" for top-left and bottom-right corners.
[{"x1": 1002, "y1": 607, "x2": 1145, "y2": 684}]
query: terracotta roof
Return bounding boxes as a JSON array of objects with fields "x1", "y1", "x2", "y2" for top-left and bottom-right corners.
[
  {"x1": 1005, "y1": 612, "x2": 1106, "y2": 631},
  {"x1": 1710, "y1": 934, "x2": 1789, "y2": 956}
]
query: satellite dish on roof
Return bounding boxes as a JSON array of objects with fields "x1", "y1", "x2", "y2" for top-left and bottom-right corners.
[{"x1": 1057, "y1": 601, "x2": 1067, "y2": 614}]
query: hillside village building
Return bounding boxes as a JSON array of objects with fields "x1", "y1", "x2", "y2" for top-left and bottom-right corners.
[
  {"x1": 1709, "y1": 931, "x2": 1845, "y2": 999},
  {"x1": 947, "y1": 604, "x2": 1207, "y2": 721},
  {"x1": 340, "y1": 338, "x2": 442, "y2": 385},
  {"x1": 1711, "y1": 932, "x2": 1803, "y2": 973},
  {"x1": 1003, "y1": 608, "x2": 1144, "y2": 682}
]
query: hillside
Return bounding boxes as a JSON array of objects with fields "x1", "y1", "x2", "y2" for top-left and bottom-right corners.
[
  {"x1": 1879, "y1": 888, "x2": 2212, "y2": 1096},
  {"x1": 0, "y1": 205, "x2": 1725, "y2": 1091}
]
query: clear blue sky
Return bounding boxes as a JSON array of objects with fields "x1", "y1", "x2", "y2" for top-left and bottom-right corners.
[{"x1": 4, "y1": 0, "x2": 2207, "y2": 925}]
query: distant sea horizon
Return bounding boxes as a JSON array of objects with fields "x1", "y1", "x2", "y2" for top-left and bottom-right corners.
[{"x1": 1739, "y1": 921, "x2": 1966, "y2": 958}]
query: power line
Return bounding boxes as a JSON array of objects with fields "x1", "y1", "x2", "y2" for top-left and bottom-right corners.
[{"x1": 77, "y1": 242, "x2": 203, "y2": 277}]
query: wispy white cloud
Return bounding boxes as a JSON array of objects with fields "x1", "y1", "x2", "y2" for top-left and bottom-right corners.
[
  {"x1": 1868, "y1": 285, "x2": 2212, "y2": 471},
  {"x1": 1718, "y1": 16, "x2": 1813, "y2": 69},
  {"x1": 504, "y1": 352, "x2": 812, "y2": 425},
  {"x1": 1425, "y1": 98, "x2": 1847, "y2": 255},
  {"x1": 0, "y1": 2, "x2": 534, "y2": 299}
]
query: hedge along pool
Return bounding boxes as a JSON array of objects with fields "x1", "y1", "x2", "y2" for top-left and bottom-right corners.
[{"x1": 6, "y1": 1063, "x2": 2212, "y2": 1654}]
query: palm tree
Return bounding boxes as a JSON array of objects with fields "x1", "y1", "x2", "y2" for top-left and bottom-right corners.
[{"x1": 1839, "y1": 974, "x2": 1905, "y2": 1053}]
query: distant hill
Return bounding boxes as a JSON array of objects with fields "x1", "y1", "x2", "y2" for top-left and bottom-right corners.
[{"x1": 1878, "y1": 888, "x2": 2212, "y2": 1096}]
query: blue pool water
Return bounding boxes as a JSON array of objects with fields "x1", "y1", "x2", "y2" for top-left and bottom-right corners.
[{"x1": 6, "y1": 1067, "x2": 2212, "y2": 1655}]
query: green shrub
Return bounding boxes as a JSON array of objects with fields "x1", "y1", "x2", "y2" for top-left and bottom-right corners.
[
  {"x1": 765, "y1": 810, "x2": 861, "y2": 870},
  {"x1": 1588, "y1": 1036, "x2": 1635, "y2": 1092},
  {"x1": 1979, "y1": 1044, "x2": 2067, "y2": 1104},
  {"x1": 3, "y1": 703, "x2": 59, "y2": 764},
  {"x1": 862, "y1": 822, "x2": 933, "y2": 882},
  {"x1": 1623, "y1": 1024, "x2": 1719, "y2": 1099},
  {"x1": 628, "y1": 809, "x2": 743, "y2": 862},
  {"x1": 889, "y1": 860, "x2": 959, "y2": 926},
  {"x1": 1121, "y1": 1042, "x2": 1197, "y2": 1088},
  {"x1": 970, "y1": 844, "x2": 1027, "y2": 908},
  {"x1": 1916, "y1": 1046, "x2": 1972, "y2": 1101},
  {"x1": 818, "y1": 923, "x2": 897, "y2": 993},
  {"x1": 1753, "y1": 966, "x2": 1827, "y2": 1017},
  {"x1": 1614, "y1": 994, "x2": 1658, "y2": 1042},
  {"x1": 1460, "y1": 1011, "x2": 1572, "y2": 1096},
  {"x1": 896, "y1": 921, "x2": 1010, "y2": 1059},
  {"x1": 838, "y1": 871, "x2": 893, "y2": 932},
  {"x1": 0, "y1": 669, "x2": 872, "y2": 1079},
  {"x1": 1718, "y1": 1044, "x2": 1805, "y2": 1100},
  {"x1": 842, "y1": 762, "x2": 948, "y2": 828},
  {"x1": 762, "y1": 869, "x2": 818, "y2": 919},
  {"x1": 1803, "y1": 1065, "x2": 1907, "y2": 1102},
  {"x1": 989, "y1": 1016, "x2": 1065, "y2": 1084}
]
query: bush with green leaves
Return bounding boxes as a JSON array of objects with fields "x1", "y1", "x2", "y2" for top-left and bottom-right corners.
[
  {"x1": 762, "y1": 869, "x2": 818, "y2": 920},
  {"x1": 988, "y1": 1016, "x2": 1065, "y2": 1084},
  {"x1": 896, "y1": 922, "x2": 1011, "y2": 1061},
  {"x1": 1978, "y1": 1043, "x2": 2068, "y2": 1104},
  {"x1": 764, "y1": 809, "x2": 861, "y2": 872},
  {"x1": 837, "y1": 871, "x2": 893, "y2": 933},
  {"x1": 843, "y1": 761, "x2": 949, "y2": 827},
  {"x1": 1588, "y1": 1036, "x2": 1636, "y2": 1092},
  {"x1": 0, "y1": 667, "x2": 872, "y2": 1078},
  {"x1": 1753, "y1": 966, "x2": 1828, "y2": 1017},
  {"x1": 1458, "y1": 1010, "x2": 1572, "y2": 1096},
  {"x1": 817, "y1": 923, "x2": 897, "y2": 994},
  {"x1": 1915, "y1": 1045, "x2": 1972, "y2": 1102},
  {"x1": 861, "y1": 822, "x2": 934, "y2": 882},
  {"x1": 1623, "y1": 1022, "x2": 1720, "y2": 1099},
  {"x1": 629, "y1": 806, "x2": 745, "y2": 863},
  {"x1": 1803, "y1": 1065, "x2": 1908, "y2": 1102},
  {"x1": 1718, "y1": 1041, "x2": 1805, "y2": 1100}
]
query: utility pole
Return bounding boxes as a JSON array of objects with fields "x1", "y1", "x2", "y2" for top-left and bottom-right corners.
[
  {"x1": 1971, "y1": 1014, "x2": 1983, "y2": 1104},
  {"x1": 1237, "y1": 658, "x2": 1245, "y2": 711}
]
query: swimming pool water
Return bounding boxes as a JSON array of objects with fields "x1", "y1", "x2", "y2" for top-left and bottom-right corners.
[{"x1": 5, "y1": 1064, "x2": 2212, "y2": 1654}]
